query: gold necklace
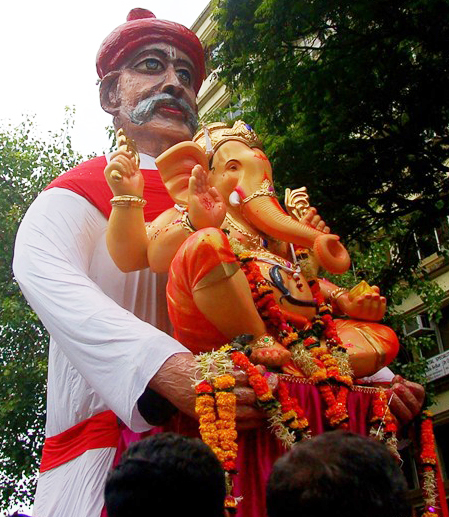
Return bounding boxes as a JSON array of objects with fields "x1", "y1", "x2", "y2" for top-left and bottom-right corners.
[{"x1": 224, "y1": 213, "x2": 265, "y2": 250}]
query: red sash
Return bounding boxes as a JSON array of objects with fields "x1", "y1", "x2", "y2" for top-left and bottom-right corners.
[
  {"x1": 40, "y1": 411, "x2": 120, "y2": 473},
  {"x1": 45, "y1": 155, "x2": 174, "y2": 222}
]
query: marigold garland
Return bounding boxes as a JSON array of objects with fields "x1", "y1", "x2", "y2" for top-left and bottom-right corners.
[
  {"x1": 194, "y1": 343, "x2": 311, "y2": 512},
  {"x1": 238, "y1": 252, "x2": 353, "y2": 430},
  {"x1": 230, "y1": 348, "x2": 311, "y2": 445},
  {"x1": 195, "y1": 349, "x2": 239, "y2": 512},
  {"x1": 420, "y1": 411, "x2": 440, "y2": 517},
  {"x1": 369, "y1": 389, "x2": 399, "y2": 461}
]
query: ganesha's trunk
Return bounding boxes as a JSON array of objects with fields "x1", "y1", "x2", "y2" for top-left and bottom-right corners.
[
  {"x1": 242, "y1": 196, "x2": 351, "y2": 274},
  {"x1": 243, "y1": 196, "x2": 319, "y2": 246}
]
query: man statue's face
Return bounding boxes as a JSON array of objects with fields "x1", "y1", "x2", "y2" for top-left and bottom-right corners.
[{"x1": 102, "y1": 42, "x2": 199, "y2": 150}]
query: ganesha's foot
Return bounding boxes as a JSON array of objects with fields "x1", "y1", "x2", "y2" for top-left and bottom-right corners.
[
  {"x1": 336, "y1": 319, "x2": 400, "y2": 378},
  {"x1": 249, "y1": 335, "x2": 291, "y2": 368}
]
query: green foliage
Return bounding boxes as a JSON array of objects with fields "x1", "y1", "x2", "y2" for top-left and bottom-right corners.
[
  {"x1": 213, "y1": 0, "x2": 449, "y2": 276},
  {"x1": 212, "y1": 0, "x2": 449, "y2": 389},
  {"x1": 0, "y1": 111, "x2": 83, "y2": 512}
]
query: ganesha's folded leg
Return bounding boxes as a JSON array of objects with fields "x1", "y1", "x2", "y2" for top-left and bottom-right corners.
[
  {"x1": 335, "y1": 319, "x2": 400, "y2": 378},
  {"x1": 167, "y1": 228, "x2": 290, "y2": 365}
]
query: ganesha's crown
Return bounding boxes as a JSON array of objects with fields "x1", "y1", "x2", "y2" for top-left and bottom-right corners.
[{"x1": 193, "y1": 120, "x2": 263, "y2": 154}]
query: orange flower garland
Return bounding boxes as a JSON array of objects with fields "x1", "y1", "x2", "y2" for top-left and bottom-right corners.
[
  {"x1": 231, "y1": 348, "x2": 310, "y2": 444},
  {"x1": 213, "y1": 375, "x2": 238, "y2": 470},
  {"x1": 238, "y1": 253, "x2": 353, "y2": 430},
  {"x1": 195, "y1": 355, "x2": 239, "y2": 513},
  {"x1": 420, "y1": 411, "x2": 439, "y2": 517},
  {"x1": 369, "y1": 389, "x2": 399, "y2": 460}
]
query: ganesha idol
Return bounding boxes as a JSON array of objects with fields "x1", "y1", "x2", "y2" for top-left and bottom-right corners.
[
  {"x1": 105, "y1": 121, "x2": 400, "y2": 517},
  {"x1": 147, "y1": 121, "x2": 399, "y2": 377}
]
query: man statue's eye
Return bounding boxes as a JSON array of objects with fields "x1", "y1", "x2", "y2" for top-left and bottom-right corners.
[
  {"x1": 177, "y1": 69, "x2": 191, "y2": 85},
  {"x1": 135, "y1": 58, "x2": 162, "y2": 72}
]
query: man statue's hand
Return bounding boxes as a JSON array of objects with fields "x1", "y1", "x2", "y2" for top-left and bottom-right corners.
[
  {"x1": 104, "y1": 149, "x2": 144, "y2": 197},
  {"x1": 387, "y1": 374, "x2": 425, "y2": 425},
  {"x1": 148, "y1": 352, "x2": 265, "y2": 431},
  {"x1": 188, "y1": 164, "x2": 226, "y2": 230}
]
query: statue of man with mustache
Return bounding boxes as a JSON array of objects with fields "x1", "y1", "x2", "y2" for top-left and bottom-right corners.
[{"x1": 13, "y1": 8, "x2": 263, "y2": 517}]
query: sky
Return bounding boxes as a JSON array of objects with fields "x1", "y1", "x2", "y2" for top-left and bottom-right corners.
[{"x1": 0, "y1": 0, "x2": 211, "y2": 157}]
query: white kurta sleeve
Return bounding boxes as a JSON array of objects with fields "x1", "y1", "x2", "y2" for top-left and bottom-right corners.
[{"x1": 13, "y1": 188, "x2": 188, "y2": 431}]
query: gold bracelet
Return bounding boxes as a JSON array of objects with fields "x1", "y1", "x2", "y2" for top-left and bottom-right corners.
[
  {"x1": 180, "y1": 211, "x2": 197, "y2": 233},
  {"x1": 251, "y1": 334, "x2": 276, "y2": 349},
  {"x1": 330, "y1": 287, "x2": 348, "y2": 302},
  {"x1": 110, "y1": 195, "x2": 147, "y2": 208}
]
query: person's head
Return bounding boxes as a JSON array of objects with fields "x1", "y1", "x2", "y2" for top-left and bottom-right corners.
[
  {"x1": 97, "y1": 8, "x2": 205, "y2": 157},
  {"x1": 266, "y1": 430, "x2": 410, "y2": 517},
  {"x1": 104, "y1": 432, "x2": 226, "y2": 517}
]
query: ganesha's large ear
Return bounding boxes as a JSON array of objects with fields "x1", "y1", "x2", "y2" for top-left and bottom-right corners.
[{"x1": 156, "y1": 141, "x2": 209, "y2": 205}]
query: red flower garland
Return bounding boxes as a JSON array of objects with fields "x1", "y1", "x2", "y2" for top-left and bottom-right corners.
[
  {"x1": 420, "y1": 411, "x2": 439, "y2": 517},
  {"x1": 231, "y1": 349, "x2": 310, "y2": 441},
  {"x1": 238, "y1": 253, "x2": 352, "y2": 429},
  {"x1": 369, "y1": 390, "x2": 399, "y2": 461}
]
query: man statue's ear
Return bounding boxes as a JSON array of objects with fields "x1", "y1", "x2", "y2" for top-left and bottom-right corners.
[{"x1": 99, "y1": 71, "x2": 122, "y2": 116}]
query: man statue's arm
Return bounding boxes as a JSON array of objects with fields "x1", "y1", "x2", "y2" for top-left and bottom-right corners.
[{"x1": 13, "y1": 188, "x2": 188, "y2": 431}]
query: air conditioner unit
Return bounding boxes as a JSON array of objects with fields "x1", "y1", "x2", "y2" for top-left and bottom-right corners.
[{"x1": 403, "y1": 314, "x2": 434, "y2": 337}]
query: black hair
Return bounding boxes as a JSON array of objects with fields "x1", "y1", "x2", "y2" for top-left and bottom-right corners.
[
  {"x1": 105, "y1": 432, "x2": 226, "y2": 517},
  {"x1": 266, "y1": 430, "x2": 410, "y2": 517}
]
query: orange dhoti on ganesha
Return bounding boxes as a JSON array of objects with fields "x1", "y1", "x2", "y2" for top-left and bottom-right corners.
[
  {"x1": 105, "y1": 121, "x2": 402, "y2": 517},
  {"x1": 167, "y1": 226, "x2": 398, "y2": 377}
]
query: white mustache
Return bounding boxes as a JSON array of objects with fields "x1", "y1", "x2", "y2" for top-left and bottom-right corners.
[{"x1": 130, "y1": 94, "x2": 198, "y2": 134}]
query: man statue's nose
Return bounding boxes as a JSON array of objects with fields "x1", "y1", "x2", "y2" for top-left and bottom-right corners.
[{"x1": 161, "y1": 66, "x2": 184, "y2": 97}]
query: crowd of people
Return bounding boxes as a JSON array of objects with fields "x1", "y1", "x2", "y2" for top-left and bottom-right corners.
[
  {"x1": 11, "y1": 430, "x2": 411, "y2": 517},
  {"x1": 103, "y1": 430, "x2": 410, "y2": 517}
]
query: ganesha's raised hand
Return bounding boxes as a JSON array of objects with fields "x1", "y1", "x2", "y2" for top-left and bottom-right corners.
[
  {"x1": 104, "y1": 149, "x2": 144, "y2": 197},
  {"x1": 188, "y1": 164, "x2": 226, "y2": 229},
  {"x1": 337, "y1": 286, "x2": 387, "y2": 321}
]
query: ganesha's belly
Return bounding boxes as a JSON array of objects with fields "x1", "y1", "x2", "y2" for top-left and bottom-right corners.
[{"x1": 256, "y1": 261, "x2": 317, "y2": 324}]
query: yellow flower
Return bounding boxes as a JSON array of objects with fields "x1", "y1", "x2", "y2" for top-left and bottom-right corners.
[
  {"x1": 220, "y1": 430, "x2": 238, "y2": 441},
  {"x1": 216, "y1": 392, "x2": 236, "y2": 405},
  {"x1": 199, "y1": 413, "x2": 216, "y2": 423},
  {"x1": 281, "y1": 410, "x2": 296, "y2": 422},
  {"x1": 216, "y1": 420, "x2": 234, "y2": 429},
  {"x1": 214, "y1": 374, "x2": 236, "y2": 390},
  {"x1": 217, "y1": 410, "x2": 235, "y2": 421},
  {"x1": 258, "y1": 392, "x2": 275, "y2": 402}
]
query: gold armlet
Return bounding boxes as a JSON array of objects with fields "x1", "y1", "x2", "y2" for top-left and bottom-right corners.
[
  {"x1": 330, "y1": 287, "x2": 349, "y2": 302},
  {"x1": 180, "y1": 211, "x2": 197, "y2": 233},
  {"x1": 110, "y1": 195, "x2": 147, "y2": 208}
]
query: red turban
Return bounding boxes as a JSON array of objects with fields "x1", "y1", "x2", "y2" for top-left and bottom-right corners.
[{"x1": 96, "y1": 8, "x2": 205, "y2": 94}]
